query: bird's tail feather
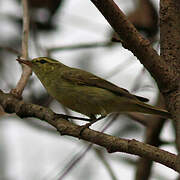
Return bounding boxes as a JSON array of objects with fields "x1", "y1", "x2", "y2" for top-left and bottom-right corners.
[{"x1": 135, "y1": 102, "x2": 171, "y2": 118}]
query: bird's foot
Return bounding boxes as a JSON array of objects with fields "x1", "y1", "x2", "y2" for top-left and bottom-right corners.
[
  {"x1": 55, "y1": 114, "x2": 91, "y2": 121},
  {"x1": 78, "y1": 115, "x2": 106, "y2": 138}
]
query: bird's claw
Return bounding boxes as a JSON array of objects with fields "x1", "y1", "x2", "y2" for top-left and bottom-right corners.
[
  {"x1": 78, "y1": 116, "x2": 106, "y2": 138},
  {"x1": 78, "y1": 122, "x2": 92, "y2": 138}
]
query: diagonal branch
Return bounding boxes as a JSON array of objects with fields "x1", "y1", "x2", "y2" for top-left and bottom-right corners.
[
  {"x1": 88, "y1": 1, "x2": 180, "y2": 171},
  {"x1": 47, "y1": 41, "x2": 113, "y2": 53},
  {"x1": 0, "y1": 89, "x2": 178, "y2": 172},
  {"x1": 89, "y1": 0, "x2": 178, "y2": 93}
]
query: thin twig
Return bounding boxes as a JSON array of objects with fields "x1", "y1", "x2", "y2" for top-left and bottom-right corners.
[
  {"x1": 127, "y1": 112, "x2": 149, "y2": 126},
  {"x1": 10, "y1": 0, "x2": 31, "y2": 98},
  {"x1": 21, "y1": 0, "x2": 29, "y2": 59},
  {"x1": 57, "y1": 114, "x2": 118, "y2": 180},
  {"x1": 135, "y1": 93, "x2": 167, "y2": 180},
  {"x1": 0, "y1": 105, "x2": 6, "y2": 116},
  {"x1": 47, "y1": 41, "x2": 113, "y2": 54},
  {"x1": 95, "y1": 148, "x2": 118, "y2": 180},
  {"x1": 0, "y1": 46, "x2": 20, "y2": 55}
]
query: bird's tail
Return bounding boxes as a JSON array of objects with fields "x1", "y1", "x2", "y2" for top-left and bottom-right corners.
[{"x1": 134, "y1": 102, "x2": 171, "y2": 118}]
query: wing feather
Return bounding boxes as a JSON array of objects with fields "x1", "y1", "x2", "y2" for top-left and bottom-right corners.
[{"x1": 61, "y1": 69, "x2": 149, "y2": 102}]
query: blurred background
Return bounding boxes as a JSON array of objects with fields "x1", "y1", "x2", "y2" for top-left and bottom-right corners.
[{"x1": 0, "y1": 0, "x2": 177, "y2": 179}]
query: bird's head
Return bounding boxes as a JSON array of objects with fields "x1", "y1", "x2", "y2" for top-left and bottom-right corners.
[{"x1": 17, "y1": 57, "x2": 63, "y2": 74}]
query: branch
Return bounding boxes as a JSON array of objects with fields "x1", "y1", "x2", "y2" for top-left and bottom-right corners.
[
  {"x1": 58, "y1": 114, "x2": 118, "y2": 179},
  {"x1": 0, "y1": 46, "x2": 20, "y2": 55},
  {"x1": 135, "y1": 116, "x2": 166, "y2": 179},
  {"x1": 0, "y1": 89, "x2": 178, "y2": 172},
  {"x1": 135, "y1": 94, "x2": 167, "y2": 180},
  {"x1": 95, "y1": 148, "x2": 118, "y2": 180},
  {"x1": 160, "y1": 0, "x2": 180, "y2": 71},
  {"x1": 47, "y1": 41, "x2": 113, "y2": 53},
  {"x1": 10, "y1": 0, "x2": 32, "y2": 98},
  {"x1": 160, "y1": 0, "x2": 180, "y2": 165},
  {"x1": 89, "y1": 0, "x2": 178, "y2": 93},
  {"x1": 88, "y1": 1, "x2": 180, "y2": 171},
  {"x1": 127, "y1": 112, "x2": 149, "y2": 126}
]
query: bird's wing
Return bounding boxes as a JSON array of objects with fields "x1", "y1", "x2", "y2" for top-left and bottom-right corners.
[{"x1": 61, "y1": 69, "x2": 149, "y2": 102}]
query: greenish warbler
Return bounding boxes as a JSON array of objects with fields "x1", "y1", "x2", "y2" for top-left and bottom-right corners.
[{"x1": 17, "y1": 57, "x2": 171, "y2": 122}]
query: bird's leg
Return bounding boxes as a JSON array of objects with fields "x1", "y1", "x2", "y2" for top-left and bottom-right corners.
[
  {"x1": 55, "y1": 114, "x2": 91, "y2": 121},
  {"x1": 79, "y1": 115, "x2": 106, "y2": 137}
]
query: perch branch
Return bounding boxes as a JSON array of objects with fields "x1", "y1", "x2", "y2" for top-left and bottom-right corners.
[{"x1": 0, "y1": 90, "x2": 178, "y2": 172}]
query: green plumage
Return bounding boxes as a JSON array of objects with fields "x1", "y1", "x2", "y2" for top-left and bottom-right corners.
[{"x1": 17, "y1": 57, "x2": 171, "y2": 119}]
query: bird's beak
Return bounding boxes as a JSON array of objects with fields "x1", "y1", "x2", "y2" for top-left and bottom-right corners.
[{"x1": 16, "y1": 58, "x2": 32, "y2": 67}]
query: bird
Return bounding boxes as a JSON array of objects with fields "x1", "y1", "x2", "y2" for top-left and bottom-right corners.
[{"x1": 17, "y1": 57, "x2": 171, "y2": 128}]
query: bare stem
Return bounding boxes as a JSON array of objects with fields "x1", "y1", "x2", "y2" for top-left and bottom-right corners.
[
  {"x1": 46, "y1": 41, "x2": 113, "y2": 56},
  {"x1": 0, "y1": 46, "x2": 20, "y2": 55},
  {"x1": 10, "y1": 0, "x2": 32, "y2": 98}
]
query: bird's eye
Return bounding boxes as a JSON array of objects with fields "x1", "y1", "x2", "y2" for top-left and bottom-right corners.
[{"x1": 39, "y1": 60, "x2": 47, "y2": 64}]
